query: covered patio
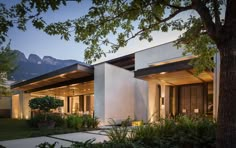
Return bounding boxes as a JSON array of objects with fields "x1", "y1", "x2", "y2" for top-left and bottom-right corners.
[
  {"x1": 11, "y1": 62, "x2": 94, "y2": 119},
  {"x1": 135, "y1": 60, "x2": 214, "y2": 120}
]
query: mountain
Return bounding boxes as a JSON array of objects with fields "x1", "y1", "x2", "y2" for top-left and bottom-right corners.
[{"x1": 9, "y1": 50, "x2": 79, "y2": 82}]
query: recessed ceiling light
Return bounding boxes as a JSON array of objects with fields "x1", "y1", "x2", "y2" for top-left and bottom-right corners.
[{"x1": 160, "y1": 72, "x2": 166, "y2": 75}]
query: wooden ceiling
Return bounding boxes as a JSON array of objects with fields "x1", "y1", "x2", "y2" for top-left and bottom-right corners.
[
  {"x1": 13, "y1": 70, "x2": 92, "y2": 91},
  {"x1": 144, "y1": 69, "x2": 213, "y2": 85},
  {"x1": 32, "y1": 81, "x2": 94, "y2": 97},
  {"x1": 11, "y1": 63, "x2": 94, "y2": 92}
]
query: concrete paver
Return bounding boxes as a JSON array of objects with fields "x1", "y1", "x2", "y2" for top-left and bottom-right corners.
[
  {"x1": 84, "y1": 130, "x2": 108, "y2": 135},
  {"x1": 0, "y1": 130, "x2": 109, "y2": 148},
  {"x1": 51, "y1": 132, "x2": 109, "y2": 143},
  {"x1": 0, "y1": 136, "x2": 71, "y2": 148}
]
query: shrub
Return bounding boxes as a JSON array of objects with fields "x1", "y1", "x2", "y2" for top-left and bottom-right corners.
[
  {"x1": 29, "y1": 96, "x2": 63, "y2": 113},
  {"x1": 105, "y1": 119, "x2": 130, "y2": 144},
  {"x1": 130, "y1": 115, "x2": 216, "y2": 148},
  {"x1": 28, "y1": 113, "x2": 65, "y2": 128},
  {"x1": 66, "y1": 115, "x2": 99, "y2": 130},
  {"x1": 82, "y1": 115, "x2": 100, "y2": 128},
  {"x1": 66, "y1": 115, "x2": 83, "y2": 129},
  {"x1": 29, "y1": 96, "x2": 64, "y2": 128},
  {"x1": 71, "y1": 140, "x2": 137, "y2": 148},
  {"x1": 36, "y1": 116, "x2": 216, "y2": 148}
]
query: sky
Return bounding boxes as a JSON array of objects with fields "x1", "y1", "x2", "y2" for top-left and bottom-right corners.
[{"x1": 3, "y1": 0, "x2": 196, "y2": 63}]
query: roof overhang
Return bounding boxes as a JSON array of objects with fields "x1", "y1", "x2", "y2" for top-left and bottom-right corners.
[
  {"x1": 135, "y1": 60, "x2": 193, "y2": 78},
  {"x1": 135, "y1": 60, "x2": 213, "y2": 85},
  {"x1": 11, "y1": 63, "x2": 94, "y2": 93}
]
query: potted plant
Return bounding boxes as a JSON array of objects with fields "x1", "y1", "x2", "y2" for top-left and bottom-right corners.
[{"x1": 29, "y1": 96, "x2": 64, "y2": 128}]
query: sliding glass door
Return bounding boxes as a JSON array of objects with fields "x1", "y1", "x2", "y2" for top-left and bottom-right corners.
[{"x1": 69, "y1": 94, "x2": 94, "y2": 116}]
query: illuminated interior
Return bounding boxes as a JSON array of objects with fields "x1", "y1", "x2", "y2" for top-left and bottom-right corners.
[{"x1": 31, "y1": 81, "x2": 94, "y2": 115}]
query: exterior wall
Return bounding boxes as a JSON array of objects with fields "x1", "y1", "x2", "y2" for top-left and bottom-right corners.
[
  {"x1": 145, "y1": 80, "x2": 172, "y2": 121},
  {"x1": 0, "y1": 80, "x2": 14, "y2": 118},
  {"x1": 22, "y1": 93, "x2": 31, "y2": 119},
  {"x1": 94, "y1": 63, "x2": 148, "y2": 125},
  {"x1": 12, "y1": 94, "x2": 20, "y2": 118},
  {"x1": 134, "y1": 79, "x2": 148, "y2": 122},
  {"x1": 104, "y1": 63, "x2": 134, "y2": 124},
  {"x1": 12, "y1": 92, "x2": 31, "y2": 119},
  {"x1": 148, "y1": 81, "x2": 159, "y2": 122},
  {"x1": 94, "y1": 64, "x2": 105, "y2": 123},
  {"x1": 213, "y1": 53, "x2": 220, "y2": 119},
  {"x1": 0, "y1": 96, "x2": 11, "y2": 109},
  {"x1": 135, "y1": 42, "x2": 193, "y2": 70},
  {"x1": 0, "y1": 96, "x2": 11, "y2": 118}
]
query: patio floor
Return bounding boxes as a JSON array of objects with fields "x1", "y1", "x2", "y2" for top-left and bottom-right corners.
[{"x1": 0, "y1": 130, "x2": 108, "y2": 148}]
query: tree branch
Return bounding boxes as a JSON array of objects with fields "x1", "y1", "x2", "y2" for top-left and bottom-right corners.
[
  {"x1": 161, "y1": 5, "x2": 192, "y2": 23},
  {"x1": 191, "y1": 0, "x2": 217, "y2": 41},
  {"x1": 213, "y1": 0, "x2": 222, "y2": 31}
]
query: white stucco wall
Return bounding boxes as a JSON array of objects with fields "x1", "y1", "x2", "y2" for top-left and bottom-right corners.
[
  {"x1": 12, "y1": 94, "x2": 20, "y2": 118},
  {"x1": 148, "y1": 81, "x2": 159, "y2": 122},
  {"x1": 95, "y1": 63, "x2": 148, "y2": 125},
  {"x1": 104, "y1": 63, "x2": 134, "y2": 123},
  {"x1": 135, "y1": 42, "x2": 192, "y2": 70},
  {"x1": 134, "y1": 79, "x2": 148, "y2": 122},
  {"x1": 213, "y1": 53, "x2": 220, "y2": 119},
  {"x1": 94, "y1": 64, "x2": 106, "y2": 123}
]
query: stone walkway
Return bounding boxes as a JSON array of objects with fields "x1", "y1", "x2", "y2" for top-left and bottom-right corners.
[{"x1": 0, "y1": 130, "x2": 108, "y2": 148}]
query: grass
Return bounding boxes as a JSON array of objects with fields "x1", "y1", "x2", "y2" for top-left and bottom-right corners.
[
  {"x1": 0, "y1": 118, "x2": 36, "y2": 141},
  {"x1": 0, "y1": 118, "x2": 100, "y2": 141}
]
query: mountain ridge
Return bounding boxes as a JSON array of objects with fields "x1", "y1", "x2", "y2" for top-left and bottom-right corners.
[{"x1": 10, "y1": 50, "x2": 79, "y2": 82}]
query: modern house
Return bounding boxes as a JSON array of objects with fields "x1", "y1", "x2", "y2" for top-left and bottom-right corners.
[{"x1": 11, "y1": 42, "x2": 220, "y2": 124}]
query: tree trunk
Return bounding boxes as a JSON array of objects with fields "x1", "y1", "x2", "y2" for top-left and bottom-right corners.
[
  {"x1": 216, "y1": 44, "x2": 236, "y2": 148},
  {"x1": 215, "y1": 1, "x2": 236, "y2": 147}
]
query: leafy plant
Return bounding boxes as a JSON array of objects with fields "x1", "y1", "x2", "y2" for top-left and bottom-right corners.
[
  {"x1": 28, "y1": 113, "x2": 65, "y2": 128},
  {"x1": 105, "y1": 119, "x2": 130, "y2": 144},
  {"x1": 36, "y1": 142, "x2": 58, "y2": 148},
  {"x1": 66, "y1": 115, "x2": 83, "y2": 129},
  {"x1": 29, "y1": 96, "x2": 63, "y2": 113},
  {"x1": 29, "y1": 96, "x2": 64, "y2": 128},
  {"x1": 130, "y1": 115, "x2": 216, "y2": 148},
  {"x1": 66, "y1": 115, "x2": 100, "y2": 130}
]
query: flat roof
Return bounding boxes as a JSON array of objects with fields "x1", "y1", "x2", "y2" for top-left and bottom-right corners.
[
  {"x1": 11, "y1": 62, "x2": 94, "y2": 92},
  {"x1": 135, "y1": 60, "x2": 213, "y2": 85},
  {"x1": 135, "y1": 60, "x2": 193, "y2": 78}
]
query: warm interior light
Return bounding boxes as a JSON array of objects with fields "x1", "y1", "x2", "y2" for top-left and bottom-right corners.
[
  {"x1": 161, "y1": 105, "x2": 165, "y2": 109},
  {"x1": 160, "y1": 72, "x2": 166, "y2": 75},
  {"x1": 161, "y1": 97, "x2": 164, "y2": 105},
  {"x1": 194, "y1": 108, "x2": 199, "y2": 113}
]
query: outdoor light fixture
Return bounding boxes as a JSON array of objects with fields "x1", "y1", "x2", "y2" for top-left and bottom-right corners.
[
  {"x1": 160, "y1": 72, "x2": 166, "y2": 75},
  {"x1": 194, "y1": 109, "x2": 199, "y2": 113}
]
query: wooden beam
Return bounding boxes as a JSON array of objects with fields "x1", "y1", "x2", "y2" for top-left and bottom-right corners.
[{"x1": 185, "y1": 70, "x2": 205, "y2": 82}]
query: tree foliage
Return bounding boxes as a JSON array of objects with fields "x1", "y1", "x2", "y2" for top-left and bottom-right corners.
[
  {"x1": 0, "y1": 0, "x2": 224, "y2": 70},
  {"x1": 29, "y1": 96, "x2": 64, "y2": 112},
  {"x1": 1, "y1": 1, "x2": 236, "y2": 147},
  {"x1": 0, "y1": 43, "x2": 16, "y2": 87}
]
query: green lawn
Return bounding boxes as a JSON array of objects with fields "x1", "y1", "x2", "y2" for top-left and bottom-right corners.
[
  {"x1": 0, "y1": 118, "x2": 97, "y2": 141},
  {"x1": 0, "y1": 118, "x2": 36, "y2": 141}
]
